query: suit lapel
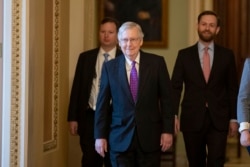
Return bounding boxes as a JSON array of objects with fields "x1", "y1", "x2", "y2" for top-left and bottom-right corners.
[
  {"x1": 208, "y1": 45, "x2": 220, "y2": 83},
  {"x1": 87, "y1": 49, "x2": 99, "y2": 80},
  {"x1": 136, "y1": 52, "x2": 151, "y2": 103},
  {"x1": 191, "y1": 45, "x2": 207, "y2": 83}
]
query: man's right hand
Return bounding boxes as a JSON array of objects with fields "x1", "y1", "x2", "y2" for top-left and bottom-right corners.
[
  {"x1": 69, "y1": 121, "x2": 78, "y2": 135},
  {"x1": 95, "y1": 139, "x2": 108, "y2": 157}
]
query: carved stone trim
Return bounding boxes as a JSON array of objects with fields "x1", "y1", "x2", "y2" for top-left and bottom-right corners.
[
  {"x1": 10, "y1": 0, "x2": 22, "y2": 166},
  {"x1": 43, "y1": 0, "x2": 60, "y2": 152}
]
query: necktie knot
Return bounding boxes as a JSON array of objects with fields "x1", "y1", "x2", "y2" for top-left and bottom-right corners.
[
  {"x1": 132, "y1": 61, "x2": 136, "y2": 67},
  {"x1": 103, "y1": 53, "x2": 109, "y2": 62}
]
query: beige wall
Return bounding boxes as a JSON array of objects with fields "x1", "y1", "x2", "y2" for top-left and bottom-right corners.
[
  {"x1": 144, "y1": 0, "x2": 189, "y2": 75},
  {"x1": 28, "y1": 0, "x2": 69, "y2": 166}
]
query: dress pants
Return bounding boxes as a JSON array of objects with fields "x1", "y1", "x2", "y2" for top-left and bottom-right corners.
[
  {"x1": 80, "y1": 108, "x2": 112, "y2": 167},
  {"x1": 182, "y1": 107, "x2": 228, "y2": 167},
  {"x1": 110, "y1": 131, "x2": 161, "y2": 167}
]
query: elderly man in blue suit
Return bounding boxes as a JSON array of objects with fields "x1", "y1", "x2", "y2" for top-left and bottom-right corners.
[{"x1": 94, "y1": 21, "x2": 174, "y2": 167}]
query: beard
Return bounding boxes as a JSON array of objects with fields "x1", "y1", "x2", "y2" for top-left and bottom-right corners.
[{"x1": 198, "y1": 30, "x2": 216, "y2": 43}]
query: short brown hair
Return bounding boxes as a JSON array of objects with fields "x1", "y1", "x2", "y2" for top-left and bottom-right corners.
[
  {"x1": 101, "y1": 17, "x2": 120, "y2": 31},
  {"x1": 198, "y1": 10, "x2": 220, "y2": 27}
]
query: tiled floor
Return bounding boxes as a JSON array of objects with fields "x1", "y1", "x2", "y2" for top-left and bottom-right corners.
[{"x1": 161, "y1": 133, "x2": 250, "y2": 167}]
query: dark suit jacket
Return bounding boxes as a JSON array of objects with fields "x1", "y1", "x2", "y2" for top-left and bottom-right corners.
[
  {"x1": 67, "y1": 47, "x2": 122, "y2": 136},
  {"x1": 171, "y1": 43, "x2": 238, "y2": 132},
  {"x1": 94, "y1": 51, "x2": 174, "y2": 152}
]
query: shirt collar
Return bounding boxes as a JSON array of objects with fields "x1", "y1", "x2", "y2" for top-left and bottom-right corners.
[
  {"x1": 100, "y1": 47, "x2": 117, "y2": 58},
  {"x1": 198, "y1": 42, "x2": 214, "y2": 52},
  {"x1": 124, "y1": 52, "x2": 140, "y2": 65}
]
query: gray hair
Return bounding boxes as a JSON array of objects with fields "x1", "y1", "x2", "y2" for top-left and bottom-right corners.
[{"x1": 118, "y1": 22, "x2": 144, "y2": 41}]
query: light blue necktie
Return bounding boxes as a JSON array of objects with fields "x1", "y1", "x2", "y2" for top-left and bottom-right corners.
[{"x1": 103, "y1": 53, "x2": 109, "y2": 62}]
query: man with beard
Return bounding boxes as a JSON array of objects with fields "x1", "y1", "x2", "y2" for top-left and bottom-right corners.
[{"x1": 171, "y1": 11, "x2": 238, "y2": 167}]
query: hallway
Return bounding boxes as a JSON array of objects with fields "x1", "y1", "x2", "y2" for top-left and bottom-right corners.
[{"x1": 161, "y1": 133, "x2": 250, "y2": 167}]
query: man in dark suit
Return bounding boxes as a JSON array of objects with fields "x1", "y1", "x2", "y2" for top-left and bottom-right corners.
[
  {"x1": 171, "y1": 11, "x2": 238, "y2": 167},
  {"x1": 67, "y1": 17, "x2": 122, "y2": 167},
  {"x1": 94, "y1": 21, "x2": 174, "y2": 167}
]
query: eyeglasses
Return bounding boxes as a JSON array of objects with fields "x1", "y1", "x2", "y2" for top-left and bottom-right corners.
[{"x1": 120, "y1": 38, "x2": 140, "y2": 44}]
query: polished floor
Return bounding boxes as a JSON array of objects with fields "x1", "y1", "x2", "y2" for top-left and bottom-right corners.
[{"x1": 161, "y1": 133, "x2": 250, "y2": 167}]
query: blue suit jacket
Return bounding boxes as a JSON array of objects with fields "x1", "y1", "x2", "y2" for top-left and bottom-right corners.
[
  {"x1": 237, "y1": 58, "x2": 250, "y2": 123},
  {"x1": 94, "y1": 50, "x2": 174, "y2": 152}
]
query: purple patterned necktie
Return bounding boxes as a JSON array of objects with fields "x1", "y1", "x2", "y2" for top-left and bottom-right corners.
[{"x1": 130, "y1": 61, "x2": 138, "y2": 102}]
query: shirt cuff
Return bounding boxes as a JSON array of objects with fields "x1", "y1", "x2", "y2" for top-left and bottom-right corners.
[{"x1": 239, "y1": 122, "x2": 249, "y2": 133}]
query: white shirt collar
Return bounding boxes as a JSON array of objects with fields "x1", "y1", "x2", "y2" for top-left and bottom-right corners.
[
  {"x1": 124, "y1": 53, "x2": 140, "y2": 65},
  {"x1": 99, "y1": 47, "x2": 117, "y2": 59},
  {"x1": 198, "y1": 42, "x2": 214, "y2": 52}
]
